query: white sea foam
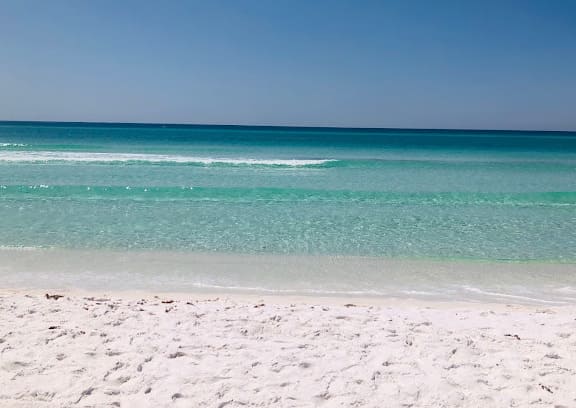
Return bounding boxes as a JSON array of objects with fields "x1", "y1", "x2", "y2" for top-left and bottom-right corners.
[
  {"x1": 189, "y1": 282, "x2": 387, "y2": 296},
  {"x1": 0, "y1": 245, "x2": 40, "y2": 251},
  {"x1": 400, "y1": 289, "x2": 438, "y2": 296},
  {"x1": 462, "y1": 285, "x2": 569, "y2": 305},
  {"x1": 0, "y1": 143, "x2": 27, "y2": 147},
  {"x1": 0, "y1": 151, "x2": 334, "y2": 167},
  {"x1": 555, "y1": 286, "x2": 576, "y2": 294}
]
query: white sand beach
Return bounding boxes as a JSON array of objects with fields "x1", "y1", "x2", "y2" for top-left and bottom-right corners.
[{"x1": 1, "y1": 289, "x2": 575, "y2": 407}]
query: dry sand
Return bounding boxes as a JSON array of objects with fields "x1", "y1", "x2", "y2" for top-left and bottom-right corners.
[{"x1": 1, "y1": 289, "x2": 575, "y2": 407}]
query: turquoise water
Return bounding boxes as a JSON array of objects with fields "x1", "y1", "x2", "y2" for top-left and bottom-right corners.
[{"x1": 1, "y1": 122, "x2": 575, "y2": 301}]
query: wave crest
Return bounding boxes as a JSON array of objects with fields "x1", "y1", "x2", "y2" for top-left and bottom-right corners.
[
  {"x1": 0, "y1": 151, "x2": 335, "y2": 167},
  {"x1": 0, "y1": 143, "x2": 28, "y2": 147}
]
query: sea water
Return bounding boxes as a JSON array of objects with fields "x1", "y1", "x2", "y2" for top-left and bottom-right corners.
[{"x1": 1, "y1": 122, "x2": 575, "y2": 303}]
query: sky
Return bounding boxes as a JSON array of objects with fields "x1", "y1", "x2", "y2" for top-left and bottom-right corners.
[{"x1": 0, "y1": 0, "x2": 575, "y2": 130}]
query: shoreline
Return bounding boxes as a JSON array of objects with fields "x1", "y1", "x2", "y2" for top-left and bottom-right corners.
[
  {"x1": 2, "y1": 246, "x2": 575, "y2": 264},
  {"x1": 1, "y1": 248, "x2": 575, "y2": 306},
  {"x1": 0, "y1": 287, "x2": 549, "y2": 312},
  {"x1": 0, "y1": 286, "x2": 572, "y2": 311}
]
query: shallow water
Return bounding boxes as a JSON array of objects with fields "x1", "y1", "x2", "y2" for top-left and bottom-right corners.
[{"x1": 1, "y1": 249, "x2": 575, "y2": 305}]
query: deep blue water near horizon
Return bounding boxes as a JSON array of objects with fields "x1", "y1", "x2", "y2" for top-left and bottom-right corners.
[{"x1": 1, "y1": 122, "x2": 575, "y2": 301}]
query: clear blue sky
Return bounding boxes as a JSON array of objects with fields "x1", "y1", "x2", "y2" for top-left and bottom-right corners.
[{"x1": 1, "y1": 0, "x2": 575, "y2": 130}]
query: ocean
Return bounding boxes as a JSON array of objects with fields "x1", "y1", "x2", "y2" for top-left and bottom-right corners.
[{"x1": 1, "y1": 122, "x2": 575, "y2": 303}]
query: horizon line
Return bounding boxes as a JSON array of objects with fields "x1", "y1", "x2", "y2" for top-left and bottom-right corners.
[{"x1": 0, "y1": 119, "x2": 575, "y2": 134}]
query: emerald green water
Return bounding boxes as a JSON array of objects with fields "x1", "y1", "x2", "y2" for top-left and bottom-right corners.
[{"x1": 1, "y1": 122, "x2": 575, "y2": 301}]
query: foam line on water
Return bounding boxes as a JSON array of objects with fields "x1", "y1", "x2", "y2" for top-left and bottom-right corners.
[
  {"x1": 461, "y1": 285, "x2": 569, "y2": 305},
  {"x1": 0, "y1": 151, "x2": 335, "y2": 167},
  {"x1": 185, "y1": 282, "x2": 389, "y2": 296},
  {"x1": 0, "y1": 245, "x2": 40, "y2": 251}
]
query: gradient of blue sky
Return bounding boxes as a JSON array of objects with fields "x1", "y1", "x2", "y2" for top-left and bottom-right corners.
[{"x1": 1, "y1": 0, "x2": 575, "y2": 130}]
